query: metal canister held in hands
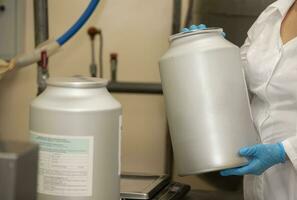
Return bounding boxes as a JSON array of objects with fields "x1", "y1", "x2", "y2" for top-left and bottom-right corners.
[{"x1": 159, "y1": 27, "x2": 259, "y2": 175}]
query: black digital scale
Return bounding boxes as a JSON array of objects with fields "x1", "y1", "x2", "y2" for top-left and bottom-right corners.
[{"x1": 121, "y1": 173, "x2": 191, "y2": 200}]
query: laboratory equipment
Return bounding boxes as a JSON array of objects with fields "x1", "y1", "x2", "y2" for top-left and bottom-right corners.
[
  {"x1": 0, "y1": 141, "x2": 38, "y2": 200},
  {"x1": 120, "y1": 173, "x2": 190, "y2": 200},
  {"x1": 30, "y1": 77, "x2": 122, "y2": 200},
  {"x1": 183, "y1": 190, "x2": 243, "y2": 200},
  {"x1": 120, "y1": 173, "x2": 170, "y2": 199},
  {"x1": 150, "y1": 182, "x2": 191, "y2": 200},
  {"x1": 159, "y1": 28, "x2": 258, "y2": 175}
]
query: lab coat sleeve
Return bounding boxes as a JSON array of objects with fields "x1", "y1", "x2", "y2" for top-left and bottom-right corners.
[{"x1": 282, "y1": 138, "x2": 297, "y2": 169}]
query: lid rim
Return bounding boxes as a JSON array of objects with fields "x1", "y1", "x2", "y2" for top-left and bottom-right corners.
[
  {"x1": 46, "y1": 77, "x2": 108, "y2": 89},
  {"x1": 170, "y1": 28, "x2": 223, "y2": 42}
]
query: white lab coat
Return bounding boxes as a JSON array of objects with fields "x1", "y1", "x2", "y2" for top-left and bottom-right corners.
[{"x1": 241, "y1": 0, "x2": 297, "y2": 199}]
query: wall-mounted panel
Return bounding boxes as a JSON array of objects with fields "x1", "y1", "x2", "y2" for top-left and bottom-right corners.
[{"x1": 0, "y1": 0, "x2": 25, "y2": 59}]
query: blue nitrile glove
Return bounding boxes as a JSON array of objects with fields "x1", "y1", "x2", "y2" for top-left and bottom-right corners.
[
  {"x1": 181, "y1": 24, "x2": 207, "y2": 33},
  {"x1": 181, "y1": 24, "x2": 226, "y2": 37},
  {"x1": 220, "y1": 143, "x2": 286, "y2": 176}
]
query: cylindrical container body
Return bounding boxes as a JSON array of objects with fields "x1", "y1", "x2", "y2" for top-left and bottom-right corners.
[
  {"x1": 30, "y1": 77, "x2": 122, "y2": 200},
  {"x1": 159, "y1": 28, "x2": 259, "y2": 175}
]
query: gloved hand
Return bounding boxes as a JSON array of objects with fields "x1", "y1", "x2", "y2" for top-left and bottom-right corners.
[
  {"x1": 220, "y1": 143, "x2": 286, "y2": 176},
  {"x1": 181, "y1": 24, "x2": 207, "y2": 33},
  {"x1": 181, "y1": 24, "x2": 226, "y2": 37}
]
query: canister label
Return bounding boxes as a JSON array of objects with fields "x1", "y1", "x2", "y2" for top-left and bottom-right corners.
[{"x1": 31, "y1": 132, "x2": 94, "y2": 197}]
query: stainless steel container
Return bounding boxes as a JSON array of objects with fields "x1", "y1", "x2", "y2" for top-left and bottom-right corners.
[
  {"x1": 30, "y1": 77, "x2": 122, "y2": 200},
  {"x1": 159, "y1": 28, "x2": 258, "y2": 175}
]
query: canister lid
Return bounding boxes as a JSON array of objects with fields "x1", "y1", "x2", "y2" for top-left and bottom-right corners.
[
  {"x1": 169, "y1": 28, "x2": 223, "y2": 42},
  {"x1": 47, "y1": 76, "x2": 108, "y2": 88}
]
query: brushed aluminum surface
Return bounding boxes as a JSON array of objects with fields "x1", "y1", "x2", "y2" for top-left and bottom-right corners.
[
  {"x1": 159, "y1": 29, "x2": 259, "y2": 175},
  {"x1": 30, "y1": 77, "x2": 122, "y2": 200}
]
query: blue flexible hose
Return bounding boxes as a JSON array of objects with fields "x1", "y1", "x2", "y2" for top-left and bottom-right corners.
[{"x1": 57, "y1": 0, "x2": 100, "y2": 46}]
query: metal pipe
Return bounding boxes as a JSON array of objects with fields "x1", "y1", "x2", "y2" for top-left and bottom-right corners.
[
  {"x1": 185, "y1": 0, "x2": 194, "y2": 27},
  {"x1": 98, "y1": 31, "x2": 103, "y2": 78},
  {"x1": 172, "y1": 0, "x2": 182, "y2": 34},
  {"x1": 107, "y1": 81, "x2": 163, "y2": 95},
  {"x1": 87, "y1": 27, "x2": 103, "y2": 77},
  {"x1": 110, "y1": 53, "x2": 118, "y2": 82},
  {"x1": 34, "y1": 0, "x2": 49, "y2": 95},
  {"x1": 90, "y1": 39, "x2": 97, "y2": 77}
]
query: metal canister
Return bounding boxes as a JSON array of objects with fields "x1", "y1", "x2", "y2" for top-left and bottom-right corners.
[
  {"x1": 159, "y1": 28, "x2": 259, "y2": 175},
  {"x1": 30, "y1": 77, "x2": 122, "y2": 200}
]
